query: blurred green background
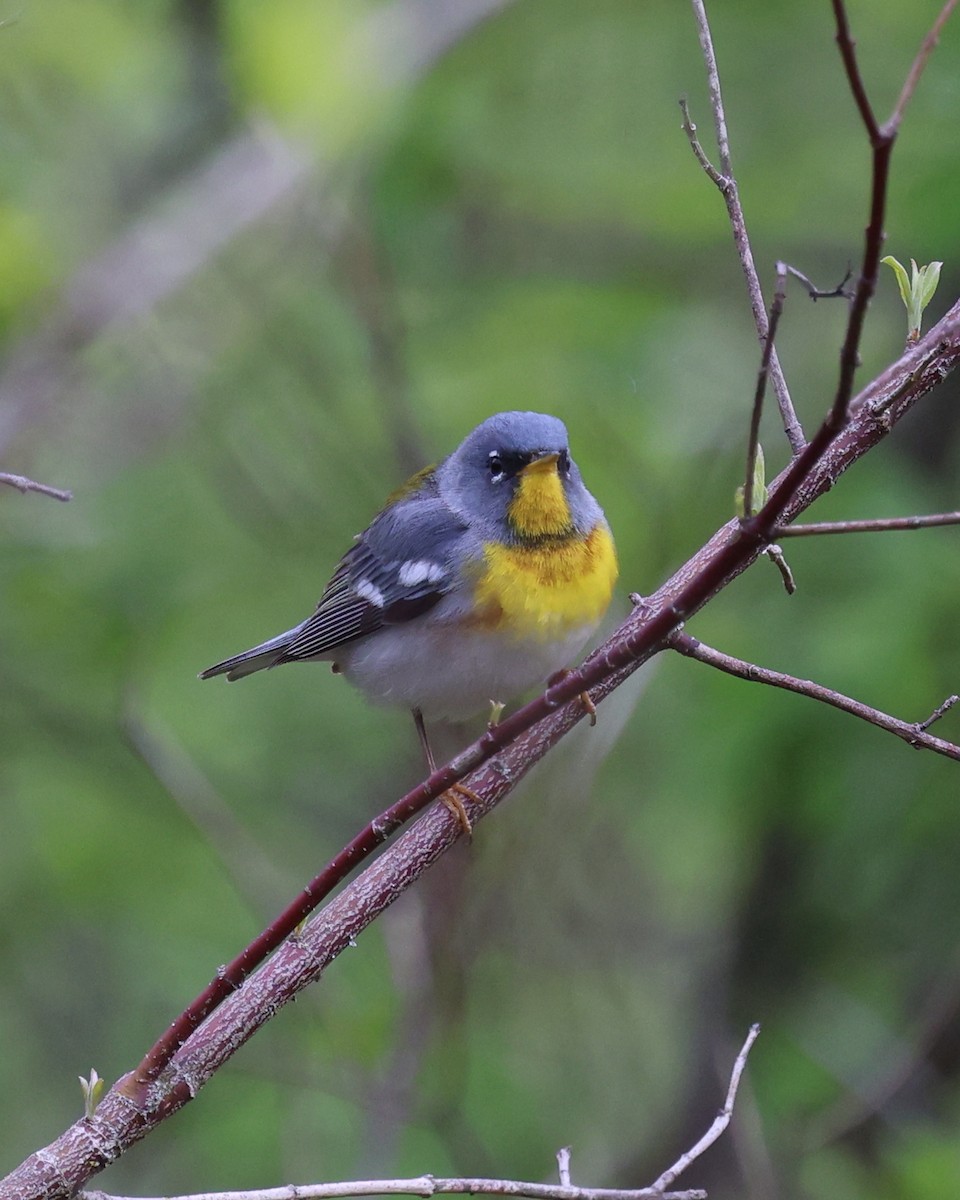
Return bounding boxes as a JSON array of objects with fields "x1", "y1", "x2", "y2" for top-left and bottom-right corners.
[{"x1": 3, "y1": 2, "x2": 960, "y2": 1197}]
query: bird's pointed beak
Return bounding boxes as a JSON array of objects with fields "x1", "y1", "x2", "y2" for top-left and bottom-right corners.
[{"x1": 519, "y1": 451, "x2": 561, "y2": 476}]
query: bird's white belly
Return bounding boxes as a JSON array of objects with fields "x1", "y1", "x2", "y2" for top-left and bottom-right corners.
[{"x1": 333, "y1": 619, "x2": 597, "y2": 720}]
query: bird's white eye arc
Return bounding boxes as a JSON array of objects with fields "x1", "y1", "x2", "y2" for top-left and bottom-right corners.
[{"x1": 488, "y1": 452, "x2": 506, "y2": 482}]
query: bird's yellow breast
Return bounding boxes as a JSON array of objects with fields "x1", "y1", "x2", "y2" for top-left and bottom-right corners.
[{"x1": 473, "y1": 524, "x2": 618, "y2": 640}]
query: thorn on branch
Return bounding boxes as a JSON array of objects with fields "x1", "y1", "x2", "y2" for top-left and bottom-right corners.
[
  {"x1": 679, "y1": 96, "x2": 727, "y2": 189},
  {"x1": 764, "y1": 544, "x2": 796, "y2": 595},
  {"x1": 917, "y1": 694, "x2": 959, "y2": 732}
]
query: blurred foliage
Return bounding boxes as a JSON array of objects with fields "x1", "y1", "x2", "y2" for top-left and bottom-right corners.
[{"x1": 2, "y1": 1, "x2": 960, "y2": 1198}]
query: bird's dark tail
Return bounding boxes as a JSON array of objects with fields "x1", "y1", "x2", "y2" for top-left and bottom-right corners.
[{"x1": 199, "y1": 628, "x2": 298, "y2": 682}]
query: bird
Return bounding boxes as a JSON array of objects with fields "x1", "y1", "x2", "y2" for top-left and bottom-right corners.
[{"x1": 200, "y1": 411, "x2": 618, "y2": 833}]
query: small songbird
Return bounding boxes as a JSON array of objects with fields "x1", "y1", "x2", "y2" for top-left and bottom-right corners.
[{"x1": 201, "y1": 411, "x2": 618, "y2": 831}]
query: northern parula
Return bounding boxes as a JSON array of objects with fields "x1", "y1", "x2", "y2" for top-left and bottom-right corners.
[{"x1": 201, "y1": 411, "x2": 618, "y2": 825}]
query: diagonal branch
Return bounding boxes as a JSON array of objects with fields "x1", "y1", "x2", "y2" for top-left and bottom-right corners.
[
  {"x1": 685, "y1": 2, "x2": 804, "y2": 453},
  {"x1": 650, "y1": 1025, "x2": 761, "y2": 1193},
  {"x1": 0, "y1": 470, "x2": 72, "y2": 501},
  {"x1": 887, "y1": 0, "x2": 960, "y2": 135},
  {"x1": 669, "y1": 632, "x2": 960, "y2": 762}
]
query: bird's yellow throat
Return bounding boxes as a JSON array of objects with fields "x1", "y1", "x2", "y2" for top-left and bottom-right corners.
[
  {"x1": 507, "y1": 455, "x2": 571, "y2": 538},
  {"x1": 473, "y1": 456, "x2": 618, "y2": 639}
]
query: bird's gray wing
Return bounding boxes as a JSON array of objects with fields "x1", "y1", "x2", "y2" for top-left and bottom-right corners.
[{"x1": 277, "y1": 482, "x2": 468, "y2": 663}]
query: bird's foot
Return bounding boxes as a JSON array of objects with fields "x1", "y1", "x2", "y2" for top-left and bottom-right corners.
[
  {"x1": 547, "y1": 668, "x2": 598, "y2": 727},
  {"x1": 441, "y1": 783, "x2": 479, "y2": 838}
]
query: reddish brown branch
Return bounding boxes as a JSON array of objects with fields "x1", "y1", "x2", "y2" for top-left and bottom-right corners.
[
  {"x1": 776, "y1": 511, "x2": 960, "y2": 537},
  {"x1": 669, "y1": 632, "x2": 960, "y2": 762}
]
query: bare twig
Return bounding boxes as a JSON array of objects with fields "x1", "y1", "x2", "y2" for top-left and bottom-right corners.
[
  {"x1": 556, "y1": 1149, "x2": 573, "y2": 1189},
  {"x1": 669, "y1": 632, "x2": 960, "y2": 762},
  {"x1": 650, "y1": 1025, "x2": 761, "y2": 1193},
  {"x1": 826, "y1": 0, "x2": 952, "y2": 425},
  {"x1": 763, "y1": 544, "x2": 796, "y2": 595},
  {"x1": 918, "y1": 694, "x2": 960, "y2": 731},
  {"x1": 784, "y1": 264, "x2": 854, "y2": 302},
  {"x1": 742, "y1": 264, "x2": 787, "y2": 518},
  {"x1": 678, "y1": 97, "x2": 724, "y2": 188},
  {"x1": 0, "y1": 471, "x2": 72, "y2": 501},
  {"x1": 776, "y1": 511, "x2": 960, "y2": 537},
  {"x1": 82, "y1": 1180, "x2": 701, "y2": 1200},
  {"x1": 79, "y1": 1035, "x2": 765, "y2": 1200},
  {"x1": 685, "y1": 2, "x2": 804, "y2": 453},
  {"x1": 887, "y1": 0, "x2": 960, "y2": 135}
]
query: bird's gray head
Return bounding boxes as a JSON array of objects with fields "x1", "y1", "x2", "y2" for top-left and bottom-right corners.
[{"x1": 437, "y1": 411, "x2": 602, "y2": 542}]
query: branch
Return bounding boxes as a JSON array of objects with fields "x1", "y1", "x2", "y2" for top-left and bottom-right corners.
[
  {"x1": 887, "y1": 0, "x2": 960, "y2": 135},
  {"x1": 82, "y1": 1028, "x2": 761, "y2": 1200},
  {"x1": 742, "y1": 264, "x2": 787, "y2": 517},
  {"x1": 83, "y1": 1181, "x2": 699, "y2": 1200},
  {"x1": 0, "y1": 471, "x2": 72, "y2": 501},
  {"x1": 650, "y1": 1025, "x2": 761, "y2": 1192},
  {"x1": 776, "y1": 511, "x2": 960, "y2": 537},
  {"x1": 685, "y1": 3, "x2": 804, "y2": 453},
  {"x1": 669, "y1": 631, "x2": 960, "y2": 762}
]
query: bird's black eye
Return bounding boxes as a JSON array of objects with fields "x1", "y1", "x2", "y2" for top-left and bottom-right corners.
[
  {"x1": 488, "y1": 452, "x2": 506, "y2": 482},
  {"x1": 558, "y1": 449, "x2": 571, "y2": 477}
]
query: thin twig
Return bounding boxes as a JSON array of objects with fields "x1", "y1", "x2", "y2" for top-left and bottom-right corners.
[
  {"x1": 670, "y1": 632, "x2": 960, "y2": 762},
  {"x1": 82, "y1": 1181, "x2": 701, "y2": 1200},
  {"x1": 832, "y1": 1, "x2": 882, "y2": 141},
  {"x1": 828, "y1": 0, "x2": 893, "y2": 426},
  {"x1": 0, "y1": 471, "x2": 72, "y2": 501},
  {"x1": 678, "y1": 97, "x2": 724, "y2": 188},
  {"x1": 651, "y1": 1025, "x2": 761, "y2": 1193},
  {"x1": 556, "y1": 1150, "x2": 572, "y2": 1190},
  {"x1": 763, "y1": 544, "x2": 796, "y2": 595},
  {"x1": 918, "y1": 694, "x2": 960, "y2": 731},
  {"x1": 775, "y1": 511, "x2": 960, "y2": 537},
  {"x1": 887, "y1": 0, "x2": 959, "y2": 135},
  {"x1": 686, "y1": 1, "x2": 804, "y2": 453},
  {"x1": 784, "y1": 264, "x2": 854, "y2": 302},
  {"x1": 742, "y1": 264, "x2": 787, "y2": 518}
]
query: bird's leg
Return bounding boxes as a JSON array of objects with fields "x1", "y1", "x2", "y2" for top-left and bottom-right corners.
[
  {"x1": 547, "y1": 669, "x2": 597, "y2": 727},
  {"x1": 412, "y1": 707, "x2": 475, "y2": 837}
]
